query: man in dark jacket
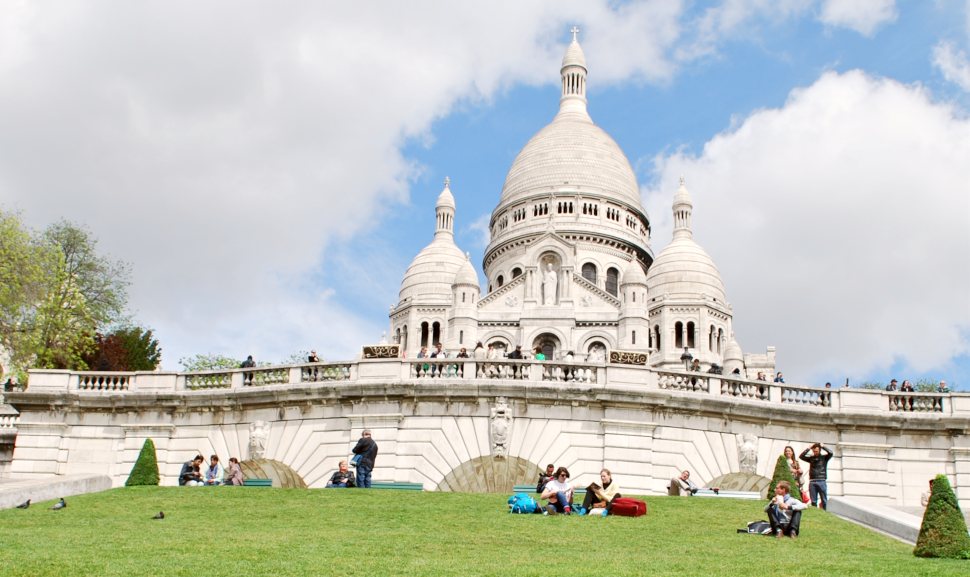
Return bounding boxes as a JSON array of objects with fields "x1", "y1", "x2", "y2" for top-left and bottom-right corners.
[
  {"x1": 799, "y1": 443, "x2": 833, "y2": 509},
  {"x1": 352, "y1": 429, "x2": 378, "y2": 488}
]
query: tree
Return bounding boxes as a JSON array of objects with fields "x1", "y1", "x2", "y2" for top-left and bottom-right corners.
[
  {"x1": 125, "y1": 438, "x2": 160, "y2": 486},
  {"x1": 0, "y1": 211, "x2": 131, "y2": 378},
  {"x1": 179, "y1": 353, "x2": 241, "y2": 372},
  {"x1": 766, "y1": 454, "x2": 800, "y2": 499},
  {"x1": 914, "y1": 474, "x2": 970, "y2": 559},
  {"x1": 82, "y1": 326, "x2": 161, "y2": 372}
]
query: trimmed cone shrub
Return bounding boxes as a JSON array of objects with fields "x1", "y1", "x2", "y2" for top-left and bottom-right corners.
[
  {"x1": 125, "y1": 438, "x2": 160, "y2": 486},
  {"x1": 914, "y1": 474, "x2": 970, "y2": 559},
  {"x1": 766, "y1": 454, "x2": 800, "y2": 498}
]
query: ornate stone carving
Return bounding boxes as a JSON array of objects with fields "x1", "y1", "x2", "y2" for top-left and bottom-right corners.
[
  {"x1": 504, "y1": 295, "x2": 519, "y2": 308},
  {"x1": 609, "y1": 350, "x2": 648, "y2": 365},
  {"x1": 738, "y1": 433, "x2": 758, "y2": 474},
  {"x1": 581, "y1": 295, "x2": 593, "y2": 307},
  {"x1": 489, "y1": 397, "x2": 512, "y2": 457},
  {"x1": 362, "y1": 344, "x2": 400, "y2": 359},
  {"x1": 249, "y1": 420, "x2": 269, "y2": 460}
]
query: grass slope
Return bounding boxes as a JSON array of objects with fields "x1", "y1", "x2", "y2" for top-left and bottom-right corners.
[{"x1": 0, "y1": 488, "x2": 965, "y2": 577}]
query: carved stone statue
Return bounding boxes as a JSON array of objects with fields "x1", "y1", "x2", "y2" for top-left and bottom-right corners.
[
  {"x1": 541, "y1": 263, "x2": 557, "y2": 305},
  {"x1": 489, "y1": 397, "x2": 512, "y2": 457},
  {"x1": 738, "y1": 433, "x2": 758, "y2": 474},
  {"x1": 249, "y1": 420, "x2": 269, "y2": 460}
]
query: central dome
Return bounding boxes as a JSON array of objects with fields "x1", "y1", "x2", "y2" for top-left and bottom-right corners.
[{"x1": 499, "y1": 114, "x2": 642, "y2": 207}]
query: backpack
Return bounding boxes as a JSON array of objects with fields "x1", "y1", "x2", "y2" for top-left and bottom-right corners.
[
  {"x1": 508, "y1": 493, "x2": 539, "y2": 514},
  {"x1": 738, "y1": 521, "x2": 773, "y2": 535},
  {"x1": 610, "y1": 497, "x2": 647, "y2": 517}
]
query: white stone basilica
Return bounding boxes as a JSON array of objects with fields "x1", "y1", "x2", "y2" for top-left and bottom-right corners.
[{"x1": 391, "y1": 32, "x2": 774, "y2": 376}]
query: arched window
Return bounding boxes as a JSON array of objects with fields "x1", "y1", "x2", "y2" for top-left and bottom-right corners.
[
  {"x1": 686, "y1": 322, "x2": 695, "y2": 349},
  {"x1": 653, "y1": 325, "x2": 661, "y2": 351},
  {"x1": 675, "y1": 321, "x2": 684, "y2": 349},
  {"x1": 717, "y1": 328, "x2": 724, "y2": 354},
  {"x1": 606, "y1": 267, "x2": 619, "y2": 296},
  {"x1": 582, "y1": 263, "x2": 597, "y2": 284},
  {"x1": 632, "y1": 330, "x2": 636, "y2": 345},
  {"x1": 459, "y1": 330, "x2": 464, "y2": 345},
  {"x1": 496, "y1": 275, "x2": 504, "y2": 288},
  {"x1": 432, "y1": 322, "x2": 441, "y2": 347},
  {"x1": 511, "y1": 267, "x2": 522, "y2": 279},
  {"x1": 395, "y1": 328, "x2": 401, "y2": 344},
  {"x1": 632, "y1": 292, "x2": 636, "y2": 303},
  {"x1": 401, "y1": 325, "x2": 408, "y2": 351},
  {"x1": 709, "y1": 325, "x2": 716, "y2": 352},
  {"x1": 420, "y1": 322, "x2": 429, "y2": 348}
]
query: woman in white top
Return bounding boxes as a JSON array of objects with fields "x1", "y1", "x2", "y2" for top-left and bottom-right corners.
[
  {"x1": 582, "y1": 468, "x2": 621, "y2": 514},
  {"x1": 540, "y1": 466, "x2": 574, "y2": 514}
]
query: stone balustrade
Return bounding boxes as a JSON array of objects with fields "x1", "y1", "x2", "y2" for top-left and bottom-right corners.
[{"x1": 21, "y1": 361, "x2": 968, "y2": 417}]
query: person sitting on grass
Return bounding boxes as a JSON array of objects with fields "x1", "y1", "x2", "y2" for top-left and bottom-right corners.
[
  {"x1": 326, "y1": 460, "x2": 356, "y2": 488},
  {"x1": 541, "y1": 466, "x2": 574, "y2": 515},
  {"x1": 582, "y1": 468, "x2": 622, "y2": 516},
  {"x1": 204, "y1": 454, "x2": 224, "y2": 485},
  {"x1": 179, "y1": 455, "x2": 205, "y2": 486},
  {"x1": 668, "y1": 470, "x2": 699, "y2": 496},
  {"x1": 765, "y1": 480, "x2": 807, "y2": 538},
  {"x1": 226, "y1": 457, "x2": 244, "y2": 486},
  {"x1": 536, "y1": 463, "x2": 555, "y2": 494}
]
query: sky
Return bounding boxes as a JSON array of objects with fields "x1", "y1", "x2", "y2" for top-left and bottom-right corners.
[{"x1": 0, "y1": 1, "x2": 968, "y2": 388}]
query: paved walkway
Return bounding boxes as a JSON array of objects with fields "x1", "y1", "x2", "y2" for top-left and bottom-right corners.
[{"x1": 0, "y1": 474, "x2": 112, "y2": 509}]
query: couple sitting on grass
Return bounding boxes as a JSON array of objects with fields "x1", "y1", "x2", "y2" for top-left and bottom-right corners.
[{"x1": 540, "y1": 466, "x2": 621, "y2": 516}]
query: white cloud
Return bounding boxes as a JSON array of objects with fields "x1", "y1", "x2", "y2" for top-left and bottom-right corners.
[
  {"x1": 933, "y1": 41, "x2": 970, "y2": 92},
  {"x1": 817, "y1": 0, "x2": 897, "y2": 36},
  {"x1": 644, "y1": 71, "x2": 970, "y2": 383},
  {"x1": 0, "y1": 2, "x2": 686, "y2": 368}
]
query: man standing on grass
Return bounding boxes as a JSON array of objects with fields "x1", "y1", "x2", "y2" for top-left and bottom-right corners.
[
  {"x1": 799, "y1": 442, "x2": 833, "y2": 509},
  {"x1": 352, "y1": 429, "x2": 378, "y2": 489}
]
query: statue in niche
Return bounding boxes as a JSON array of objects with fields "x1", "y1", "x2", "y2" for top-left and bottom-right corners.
[
  {"x1": 541, "y1": 262, "x2": 558, "y2": 305},
  {"x1": 738, "y1": 433, "x2": 758, "y2": 474},
  {"x1": 249, "y1": 420, "x2": 269, "y2": 460},
  {"x1": 490, "y1": 397, "x2": 512, "y2": 457}
]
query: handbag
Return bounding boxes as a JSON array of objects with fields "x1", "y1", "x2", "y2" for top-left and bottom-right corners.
[{"x1": 350, "y1": 454, "x2": 362, "y2": 467}]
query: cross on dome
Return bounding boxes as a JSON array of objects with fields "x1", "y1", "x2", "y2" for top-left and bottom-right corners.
[
  {"x1": 570, "y1": 26, "x2": 580, "y2": 42},
  {"x1": 444, "y1": 176, "x2": 450, "y2": 189}
]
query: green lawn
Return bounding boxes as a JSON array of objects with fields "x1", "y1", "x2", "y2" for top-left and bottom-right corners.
[{"x1": 0, "y1": 488, "x2": 965, "y2": 577}]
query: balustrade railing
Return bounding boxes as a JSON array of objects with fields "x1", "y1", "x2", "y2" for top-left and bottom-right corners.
[
  {"x1": 301, "y1": 363, "x2": 352, "y2": 382},
  {"x1": 888, "y1": 392, "x2": 944, "y2": 413},
  {"x1": 0, "y1": 414, "x2": 18, "y2": 429},
  {"x1": 78, "y1": 373, "x2": 130, "y2": 391},
  {"x1": 244, "y1": 367, "x2": 289, "y2": 387},
  {"x1": 657, "y1": 371, "x2": 709, "y2": 393},
  {"x1": 185, "y1": 371, "x2": 232, "y2": 390},
  {"x1": 409, "y1": 360, "x2": 466, "y2": 379},
  {"x1": 540, "y1": 362, "x2": 597, "y2": 384},
  {"x1": 721, "y1": 377, "x2": 769, "y2": 400},
  {"x1": 475, "y1": 360, "x2": 528, "y2": 380},
  {"x1": 781, "y1": 385, "x2": 830, "y2": 407}
]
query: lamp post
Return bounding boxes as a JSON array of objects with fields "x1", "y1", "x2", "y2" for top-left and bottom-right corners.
[{"x1": 680, "y1": 347, "x2": 693, "y2": 371}]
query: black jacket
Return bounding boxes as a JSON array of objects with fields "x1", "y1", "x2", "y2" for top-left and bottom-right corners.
[
  {"x1": 352, "y1": 436, "x2": 379, "y2": 469},
  {"x1": 798, "y1": 446, "x2": 833, "y2": 480}
]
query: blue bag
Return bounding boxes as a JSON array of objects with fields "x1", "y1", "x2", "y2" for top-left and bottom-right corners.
[{"x1": 508, "y1": 493, "x2": 539, "y2": 514}]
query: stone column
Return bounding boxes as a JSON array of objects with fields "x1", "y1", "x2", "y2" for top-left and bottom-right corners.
[
  {"x1": 838, "y1": 442, "x2": 893, "y2": 505},
  {"x1": 950, "y1": 446, "x2": 970, "y2": 511},
  {"x1": 600, "y1": 419, "x2": 658, "y2": 493}
]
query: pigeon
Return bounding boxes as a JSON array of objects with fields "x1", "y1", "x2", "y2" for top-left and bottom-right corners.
[
  {"x1": 152, "y1": 511, "x2": 165, "y2": 520},
  {"x1": 16, "y1": 499, "x2": 30, "y2": 509},
  {"x1": 50, "y1": 498, "x2": 66, "y2": 510}
]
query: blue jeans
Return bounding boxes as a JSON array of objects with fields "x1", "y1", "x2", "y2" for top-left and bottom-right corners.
[
  {"x1": 357, "y1": 465, "x2": 372, "y2": 488},
  {"x1": 809, "y1": 479, "x2": 828, "y2": 509},
  {"x1": 549, "y1": 491, "x2": 572, "y2": 513}
]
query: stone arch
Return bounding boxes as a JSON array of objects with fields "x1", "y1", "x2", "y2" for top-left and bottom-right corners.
[
  {"x1": 531, "y1": 332, "x2": 561, "y2": 359},
  {"x1": 707, "y1": 472, "x2": 771, "y2": 497},
  {"x1": 436, "y1": 455, "x2": 541, "y2": 493},
  {"x1": 525, "y1": 327, "x2": 568, "y2": 356},
  {"x1": 480, "y1": 330, "x2": 516, "y2": 352},
  {"x1": 240, "y1": 458, "x2": 308, "y2": 488}
]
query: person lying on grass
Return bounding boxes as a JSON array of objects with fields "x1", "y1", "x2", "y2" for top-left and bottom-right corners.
[{"x1": 541, "y1": 466, "x2": 574, "y2": 514}]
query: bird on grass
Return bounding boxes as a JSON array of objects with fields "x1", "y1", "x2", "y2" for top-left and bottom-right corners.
[
  {"x1": 16, "y1": 499, "x2": 30, "y2": 509},
  {"x1": 152, "y1": 511, "x2": 165, "y2": 520},
  {"x1": 50, "y1": 498, "x2": 66, "y2": 510}
]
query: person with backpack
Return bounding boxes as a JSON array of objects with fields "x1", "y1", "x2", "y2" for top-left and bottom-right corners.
[
  {"x1": 351, "y1": 429, "x2": 379, "y2": 488},
  {"x1": 799, "y1": 442, "x2": 833, "y2": 509}
]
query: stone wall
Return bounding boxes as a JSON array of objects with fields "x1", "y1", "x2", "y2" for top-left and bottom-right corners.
[{"x1": 6, "y1": 360, "x2": 969, "y2": 508}]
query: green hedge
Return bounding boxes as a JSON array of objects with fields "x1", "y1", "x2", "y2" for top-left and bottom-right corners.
[
  {"x1": 914, "y1": 474, "x2": 970, "y2": 559},
  {"x1": 125, "y1": 438, "x2": 160, "y2": 486},
  {"x1": 766, "y1": 454, "x2": 800, "y2": 498}
]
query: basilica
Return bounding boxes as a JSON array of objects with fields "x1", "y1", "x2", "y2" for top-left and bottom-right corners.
[{"x1": 390, "y1": 32, "x2": 775, "y2": 376}]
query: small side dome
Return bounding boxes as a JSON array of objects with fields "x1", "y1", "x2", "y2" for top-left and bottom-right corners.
[
  {"x1": 621, "y1": 259, "x2": 647, "y2": 286},
  {"x1": 561, "y1": 28, "x2": 587, "y2": 70},
  {"x1": 723, "y1": 336, "x2": 743, "y2": 362},
  {"x1": 453, "y1": 254, "x2": 479, "y2": 288},
  {"x1": 399, "y1": 239, "x2": 466, "y2": 303}
]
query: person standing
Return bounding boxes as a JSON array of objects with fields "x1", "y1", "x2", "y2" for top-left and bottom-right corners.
[
  {"x1": 799, "y1": 442, "x2": 834, "y2": 509},
  {"x1": 352, "y1": 429, "x2": 379, "y2": 489}
]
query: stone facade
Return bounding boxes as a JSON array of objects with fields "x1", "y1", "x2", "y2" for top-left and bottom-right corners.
[{"x1": 8, "y1": 361, "x2": 969, "y2": 509}]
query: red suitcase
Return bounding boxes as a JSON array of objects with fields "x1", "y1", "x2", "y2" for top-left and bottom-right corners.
[{"x1": 610, "y1": 497, "x2": 647, "y2": 517}]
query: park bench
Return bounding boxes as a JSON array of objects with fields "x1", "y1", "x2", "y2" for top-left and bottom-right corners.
[
  {"x1": 513, "y1": 484, "x2": 586, "y2": 496},
  {"x1": 369, "y1": 481, "x2": 424, "y2": 491},
  {"x1": 242, "y1": 478, "x2": 273, "y2": 487}
]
